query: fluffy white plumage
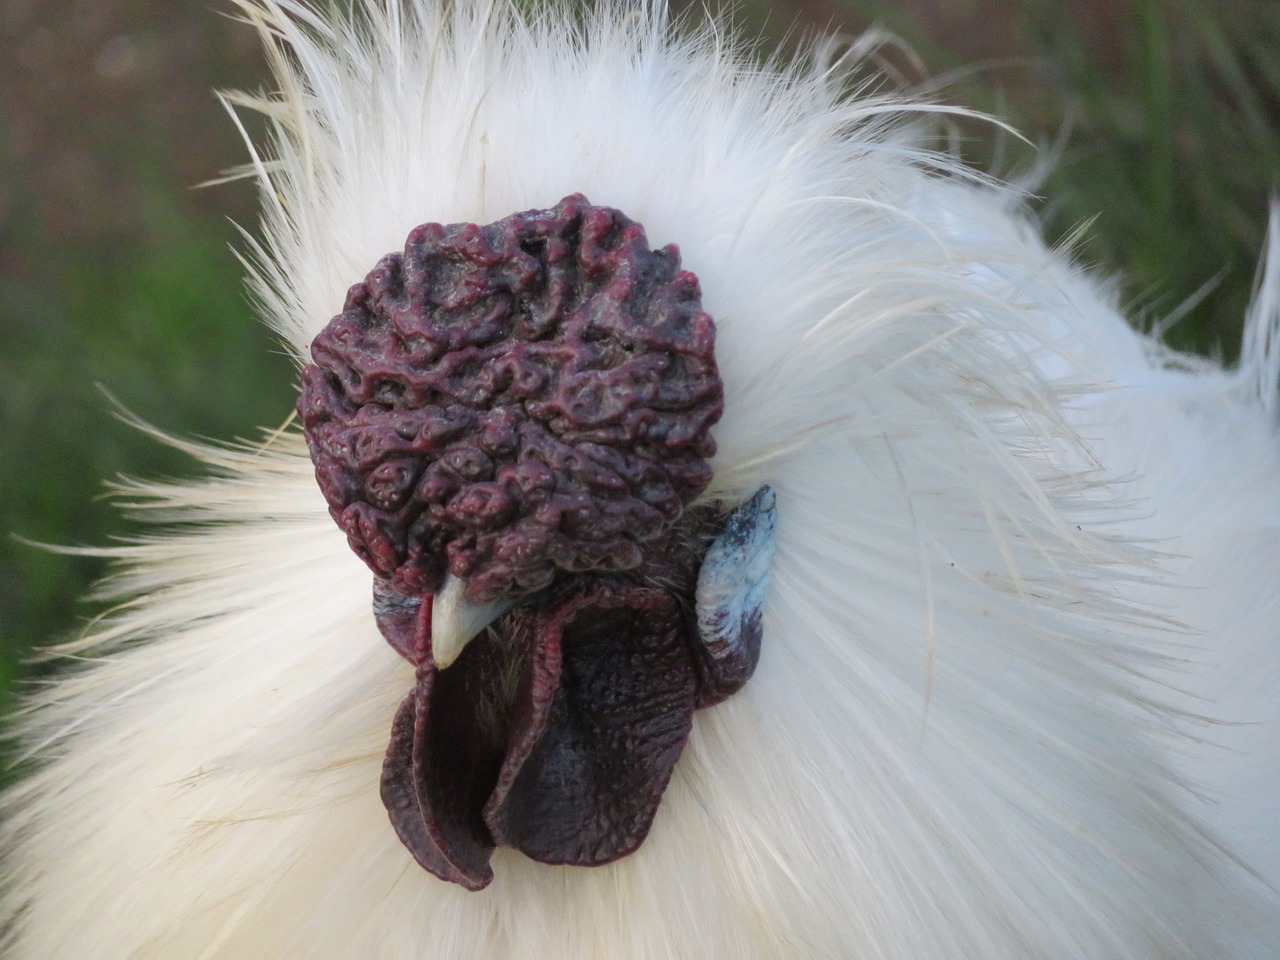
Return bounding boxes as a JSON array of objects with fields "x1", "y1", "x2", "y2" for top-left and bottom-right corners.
[{"x1": 3, "y1": 1, "x2": 1279, "y2": 956}]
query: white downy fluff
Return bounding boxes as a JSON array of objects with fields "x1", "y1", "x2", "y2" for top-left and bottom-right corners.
[{"x1": 3, "y1": 2, "x2": 1279, "y2": 957}]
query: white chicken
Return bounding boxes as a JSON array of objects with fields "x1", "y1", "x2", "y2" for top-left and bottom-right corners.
[{"x1": 3, "y1": 1, "x2": 1279, "y2": 957}]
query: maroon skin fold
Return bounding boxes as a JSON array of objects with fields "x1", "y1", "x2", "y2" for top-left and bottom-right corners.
[
  {"x1": 378, "y1": 594, "x2": 488, "y2": 888},
  {"x1": 382, "y1": 687, "x2": 495, "y2": 889},
  {"x1": 372, "y1": 502, "x2": 765, "y2": 888},
  {"x1": 483, "y1": 582, "x2": 698, "y2": 866},
  {"x1": 379, "y1": 594, "x2": 511, "y2": 891},
  {"x1": 379, "y1": 594, "x2": 499, "y2": 890}
]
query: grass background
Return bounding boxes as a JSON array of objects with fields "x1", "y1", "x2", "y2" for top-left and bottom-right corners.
[{"x1": 1, "y1": 0, "x2": 1278, "y2": 718}]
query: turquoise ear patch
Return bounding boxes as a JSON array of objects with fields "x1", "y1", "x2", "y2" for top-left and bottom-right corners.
[{"x1": 694, "y1": 486, "x2": 777, "y2": 707}]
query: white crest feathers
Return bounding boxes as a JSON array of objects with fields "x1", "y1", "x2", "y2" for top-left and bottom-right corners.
[{"x1": 3, "y1": 2, "x2": 1279, "y2": 957}]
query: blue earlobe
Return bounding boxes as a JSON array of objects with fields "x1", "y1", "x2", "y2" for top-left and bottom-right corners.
[{"x1": 693, "y1": 485, "x2": 777, "y2": 707}]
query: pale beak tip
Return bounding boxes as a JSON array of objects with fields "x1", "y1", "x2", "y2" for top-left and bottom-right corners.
[{"x1": 430, "y1": 574, "x2": 514, "y2": 669}]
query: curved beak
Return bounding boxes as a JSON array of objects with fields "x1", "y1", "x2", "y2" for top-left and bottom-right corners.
[{"x1": 430, "y1": 574, "x2": 515, "y2": 669}]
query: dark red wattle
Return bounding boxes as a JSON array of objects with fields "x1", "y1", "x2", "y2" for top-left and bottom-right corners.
[
  {"x1": 376, "y1": 574, "x2": 701, "y2": 888},
  {"x1": 373, "y1": 502, "x2": 755, "y2": 890},
  {"x1": 482, "y1": 582, "x2": 697, "y2": 866}
]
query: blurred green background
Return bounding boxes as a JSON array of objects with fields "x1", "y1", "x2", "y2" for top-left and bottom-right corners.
[{"x1": 1, "y1": 0, "x2": 1278, "y2": 718}]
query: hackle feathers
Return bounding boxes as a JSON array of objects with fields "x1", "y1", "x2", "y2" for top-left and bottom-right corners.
[{"x1": 3, "y1": 2, "x2": 1279, "y2": 957}]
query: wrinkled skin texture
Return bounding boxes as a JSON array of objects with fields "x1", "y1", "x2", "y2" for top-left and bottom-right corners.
[
  {"x1": 298, "y1": 195, "x2": 723, "y2": 602},
  {"x1": 301, "y1": 197, "x2": 774, "y2": 888},
  {"x1": 376, "y1": 508, "x2": 754, "y2": 889}
]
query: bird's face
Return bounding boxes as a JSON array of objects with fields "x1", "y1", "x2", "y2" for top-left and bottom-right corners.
[{"x1": 298, "y1": 193, "x2": 777, "y2": 890}]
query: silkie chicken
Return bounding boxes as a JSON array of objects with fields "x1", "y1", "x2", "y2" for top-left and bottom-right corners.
[{"x1": 3, "y1": 1, "x2": 1279, "y2": 958}]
